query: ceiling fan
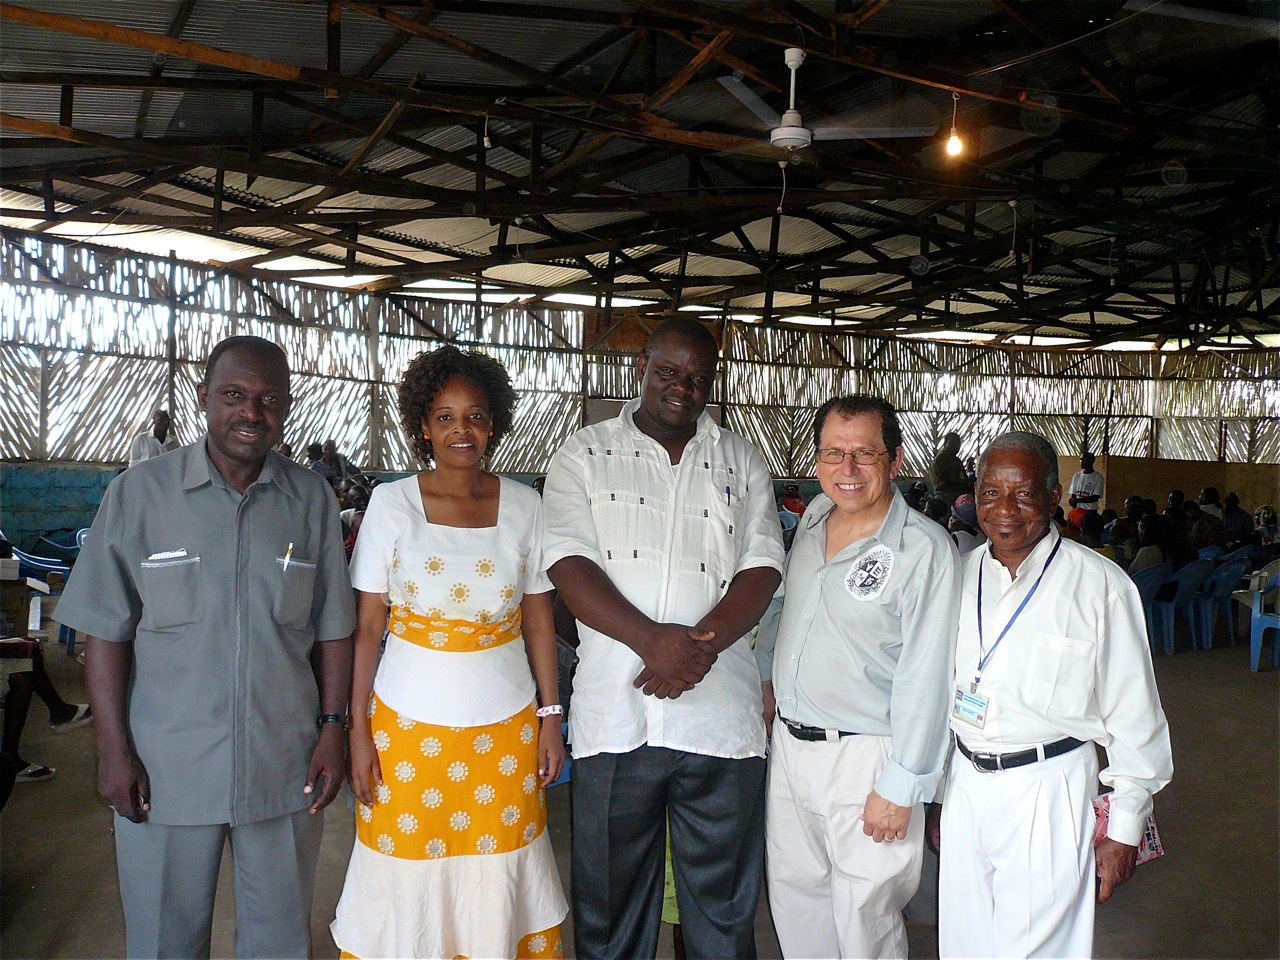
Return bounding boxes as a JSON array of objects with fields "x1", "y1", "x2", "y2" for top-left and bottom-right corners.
[{"x1": 718, "y1": 48, "x2": 938, "y2": 152}]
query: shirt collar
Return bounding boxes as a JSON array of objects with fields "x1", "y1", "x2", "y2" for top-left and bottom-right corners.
[
  {"x1": 982, "y1": 523, "x2": 1061, "y2": 581},
  {"x1": 180, "y1": 437, "x2": 301, "y2": 501},
  {"x1": 618, "y1": 396, "x2": 721, "y2": 444},
  {"x1": 800, "y1": 484, "x2": 910, "y2": 551}
]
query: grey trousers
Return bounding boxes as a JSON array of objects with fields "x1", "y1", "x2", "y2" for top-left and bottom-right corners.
[
  {"x1": 571, "y1": 745, "x2": 767, "y2": 960},
  {"x1": 114, "y1": 807, "x2": 325, "y2": 959}
]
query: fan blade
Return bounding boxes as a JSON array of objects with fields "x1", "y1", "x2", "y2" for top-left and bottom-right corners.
[
  {"x1": 717, "y1": 75, "x2": 782, "y2": 130},
  {"x1": 812, "y1": 125, "x2": 938, "y2": 141}
]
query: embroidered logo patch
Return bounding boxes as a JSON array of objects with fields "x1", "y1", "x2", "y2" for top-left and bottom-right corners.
[{"x1": 845, "y1": 545, "x2": 894, "y2": 601}]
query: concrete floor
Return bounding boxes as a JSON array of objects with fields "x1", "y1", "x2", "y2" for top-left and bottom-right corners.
[{"x1": 3, "y1": 626, "x2": 1277, "y2": 959}]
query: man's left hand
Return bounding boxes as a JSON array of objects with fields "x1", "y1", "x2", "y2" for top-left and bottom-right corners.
[
  {"x1": 305, "y1": 723, "x2": 346, "y2": 814},
  {"x1": 861, "y1": 790, "x2": 910, "y2": 843},
  {"x1": 1095, "y1": 837, "x2": 1138, "y2": 904}
]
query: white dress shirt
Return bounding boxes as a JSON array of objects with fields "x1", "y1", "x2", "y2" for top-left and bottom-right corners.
[
  {"x1": 542, "y1": 398, "x2": 785, "y2": 761},
  {"x1": 950, "y1": 529, "x2": 1173, "y2": 845},
  {"x1": 128, "y1": 431, "x2": 179, "y2": 466}
]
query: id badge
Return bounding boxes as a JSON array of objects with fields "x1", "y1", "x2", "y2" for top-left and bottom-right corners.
[{"x1": 953, "y1": 686, "x2": 989, "y2": 729}]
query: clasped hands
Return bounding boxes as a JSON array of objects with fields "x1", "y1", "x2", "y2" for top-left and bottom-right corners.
[{"x1": 631, "y1": 622, "x2": 718, "y2": 699}]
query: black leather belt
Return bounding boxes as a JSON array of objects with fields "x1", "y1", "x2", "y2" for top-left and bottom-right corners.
[
  {"x1": 956, "y1": 735, "x2": 1086, "y2": 772},
  {"x1": 779, "y1": 715, "x2": 860, "y2": 742}
]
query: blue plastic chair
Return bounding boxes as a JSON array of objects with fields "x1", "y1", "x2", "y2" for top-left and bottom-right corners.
[
  {"x1": 1197, "y1": 545, "x2": 1224, "y2": 563},
  {"x1": 36, "y1": 527, "x2": 89, "y2": 562},
  {"x1": 1192, "y1": 557, "x2": 1251, "y2": 649},
  {"x1": 1130, "y1": 563, "x2": 1174, "y2": 653},
  {"x1": 1249, "y1": 572, "x2": 1280, "y2": 671},
  {"x1": 1152, "y1": 560, "x2": 1213, "y2": 654},
  {"x1": 13, "y1": 547, "x2": 70, "y2": 581},
  {"x1": 1218, "y1": 545, "x2": 1252, "y2": 568}
]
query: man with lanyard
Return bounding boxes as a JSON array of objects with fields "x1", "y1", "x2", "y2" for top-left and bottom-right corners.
[
  {"x1": 759, "y1": 394, "x2": 959, "y2": 958},
  {"x1": 542, "y1": 318, "x2": 784, "y2": 959},
  {"x1": 56, "y1": 336, "x2": 355, "y2": 958},
  {"x1": 929, "y1": 431, "x2": 1172, "y2": 958}
]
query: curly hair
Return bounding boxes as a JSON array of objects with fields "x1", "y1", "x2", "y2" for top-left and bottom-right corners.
[{"x1": 398, "y1": 344, "x2": 518, "y2": 465}]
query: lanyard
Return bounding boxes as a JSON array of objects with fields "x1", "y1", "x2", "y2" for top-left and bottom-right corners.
[{"x1": 973, "y1": 536, "x2": 1061, "y2": 688}]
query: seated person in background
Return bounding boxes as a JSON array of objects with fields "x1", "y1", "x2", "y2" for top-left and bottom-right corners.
[
  {"x1": 1197, "y1": 487, "x2": 1223, "y2": 519},
  {"x1": 1187, "y1": 502, "x2": 1226, "y2": 552},
  {"x1": 924, "y1": 497, "x2": 950, "y2": 528},
  {"x1": 342, "y1": 510, "x2": 364, "y2": 563},
  {"x1": 1222, "y1": 493, "x2": 1253, "y2": 545},
  {"x1": 1129, "y1": 514, "x2": 1173, "y2": 575},
  {"x1": 309, "y1": 439, "x2": 360, "y2": 485},
  {"x1": 1067, "y1": 506, "x2": 1088, "y2": 533},
  {"x1": 1100, "y1": 508, "x2": 1119, "y2": 541},
  {"x1": 905, "y1": 482, "x2": 928, "y2": 512},
  {"x1": 949, "y1": 495, "x2": 986, "y2": 555},
  {"x1": 1078, "y1": 511, "x2": 1107, "y2": 550},
  {"x1": 779, "y1": 482, "x2": 807, "y2": 516},
  {"x1": 1, "y1": 638, "x2": 93, "y2": 782},
  {"x1": 1167, "y1": 489, "x2": 1185, "y2": 513},
  {"x1": 1107, "y1": 520, "x2": 1137, "y2": 567},
  {"x1": 1256, "y1": 506, "x2": 1278, "y2": 546}
]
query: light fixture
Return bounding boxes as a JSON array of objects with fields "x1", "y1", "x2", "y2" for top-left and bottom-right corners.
[{"x1": 946, "y1": 92, "x2": 963, "y2": 156}]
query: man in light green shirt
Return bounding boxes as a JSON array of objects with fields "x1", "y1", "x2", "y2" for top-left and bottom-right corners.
[{"x1": 759, "y1": 394, "x2": 959, "y2": 959}]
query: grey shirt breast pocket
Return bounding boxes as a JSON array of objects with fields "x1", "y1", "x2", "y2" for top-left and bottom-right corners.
[
  {"x1": 139, "y1": 556, "x2": 204, "y2": 631},
  {"x1": 273, "y1": 555, "x2": 317, "y2": 629}
]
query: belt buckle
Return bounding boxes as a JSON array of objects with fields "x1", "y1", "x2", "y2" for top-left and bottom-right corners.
[{"x1": 971, "y1": 751, "x2": 1003, "y2": 773}]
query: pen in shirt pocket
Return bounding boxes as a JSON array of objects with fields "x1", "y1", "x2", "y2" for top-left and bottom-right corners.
[
  {"x1": 283, "y1": 542, "x2": 294, "y2": 573},
  {"x1": 725, "y1": 485, "x2": 731, "y2": 507}
]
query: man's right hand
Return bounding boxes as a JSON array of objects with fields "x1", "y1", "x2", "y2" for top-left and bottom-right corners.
[
  {"x1": 632, "y1": 624, "x2": 717, "y2": 698},
  {"x1": 99, "y1": 744, "x2": 150, "y2": 823}
]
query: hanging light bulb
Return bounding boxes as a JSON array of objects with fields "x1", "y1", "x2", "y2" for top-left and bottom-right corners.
[{"x1": 946, "y1": 91, "x2": 963, "y2": 156}]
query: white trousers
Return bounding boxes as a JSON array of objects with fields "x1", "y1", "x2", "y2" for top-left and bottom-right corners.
[
  {"x1": 766, "y1": 724, "x2": 923, "y2": 959},
  {"x1": 938, "y1": 742, "x2": 1098, "y2": 959}
]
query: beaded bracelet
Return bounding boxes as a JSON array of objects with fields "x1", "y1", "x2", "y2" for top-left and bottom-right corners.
[{"x1": 535, "y1": 704, "x2": 563, "y2": 718}]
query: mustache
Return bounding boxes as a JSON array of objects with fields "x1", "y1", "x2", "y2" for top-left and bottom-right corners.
[{"x1": 229, "y1": 420, "x2": 267, "y2": 433}]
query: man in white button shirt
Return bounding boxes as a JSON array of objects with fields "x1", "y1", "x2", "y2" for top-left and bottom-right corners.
[
  {"x1": 929, "y1": 431, "x2": 1172, "y2": 958},
  {"x1": 542, "y1": 318, "x2": 784, "y2": 959},
  {"x1": 128, "y1": 409, "x2": 178, "y2": 467},
  {"x1": 760, "y1": 395, "x2": 959, "y2": 958}
]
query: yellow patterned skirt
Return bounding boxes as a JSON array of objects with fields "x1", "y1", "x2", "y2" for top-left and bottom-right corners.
[{"x1": 331, "y1": 694, "x2": 565, "y2": 959}]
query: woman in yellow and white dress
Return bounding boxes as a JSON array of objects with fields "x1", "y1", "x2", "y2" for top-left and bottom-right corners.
[{"x1": 331, "y1": 345, "x2": 566, "y2": 959}]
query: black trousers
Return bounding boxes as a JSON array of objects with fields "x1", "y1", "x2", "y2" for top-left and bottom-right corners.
[{"x1": 571, "y1": 745, "x2": 767, "y2": 960}]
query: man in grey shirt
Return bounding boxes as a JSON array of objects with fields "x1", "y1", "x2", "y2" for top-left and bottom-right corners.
[
  {"x1": 56, "y1": 336, "x2": 355, "y2": 959},
  {"x1": 758, "y1": 395, "x2": 959, "y2": 958}
]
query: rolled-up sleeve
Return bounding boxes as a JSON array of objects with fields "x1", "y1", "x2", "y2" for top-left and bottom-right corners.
[
  {"x1": 1094, "y1": 577, "x2": 1173, "y2": 845},
  {"x1": 734, "y1": 452, "x2": 786, "y2": 578},
  {"x1": 876, "y1": 541, "x2": 961, "y2": 807}
]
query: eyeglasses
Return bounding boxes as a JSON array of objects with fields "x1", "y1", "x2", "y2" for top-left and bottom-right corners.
[{"x1": 816, "y1": 447, "x2": 889, "y2": 466}]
